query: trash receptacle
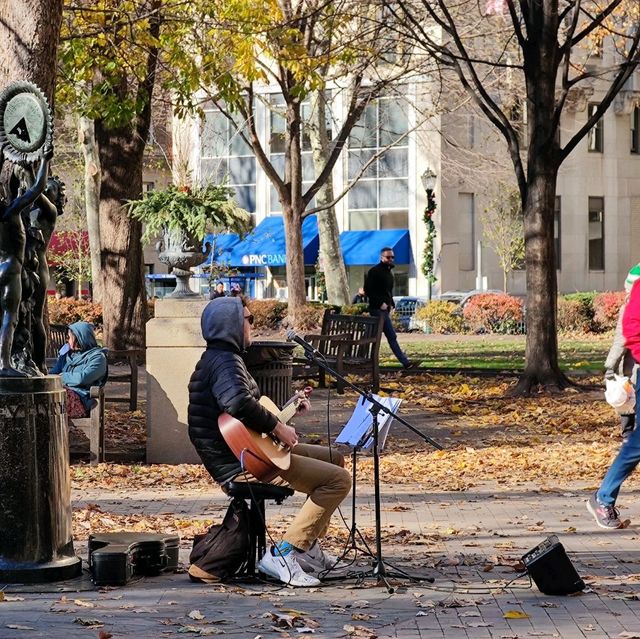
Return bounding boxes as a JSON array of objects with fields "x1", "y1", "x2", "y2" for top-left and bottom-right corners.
[{"x1": 244, "y1": 341, "x2": 296, "y2": 409}]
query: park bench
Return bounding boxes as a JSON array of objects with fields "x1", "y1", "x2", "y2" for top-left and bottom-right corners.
[{"x1": 295, "y1": 310, "x2": 384, "y2": 394}]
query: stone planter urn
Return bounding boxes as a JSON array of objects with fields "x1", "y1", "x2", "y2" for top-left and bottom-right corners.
[{"x1": 156, "y1": 227, "x2": 207, "y2": 298}]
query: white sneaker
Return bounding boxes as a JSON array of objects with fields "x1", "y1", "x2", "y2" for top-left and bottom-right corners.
[
  {"x1": 257, "y1": 548, "x2": 321, "y2": 587},
  {"x1": 296, "y1": 540, "x2": 340, "y2": 574}
]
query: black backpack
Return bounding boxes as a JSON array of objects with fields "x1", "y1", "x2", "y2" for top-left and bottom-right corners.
[{"x1": 189, "y1": 498, "x2": 250, "y2": 581}]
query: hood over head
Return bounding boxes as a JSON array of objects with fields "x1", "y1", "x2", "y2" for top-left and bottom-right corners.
[
  {"x1": 68, "y1": 321, "x2": 99, "y2": 351},
  {"x1": 201, "y1": 296, "x2": 245, "y2": 351}
]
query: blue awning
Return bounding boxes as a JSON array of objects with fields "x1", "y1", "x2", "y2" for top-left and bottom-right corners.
[
  {"x1": 202, "y1": 233, "x2": 242, "y2": 265},
  {"x1": 340, "y1": 229, "x2": 411, "y2": 265},
  {"x1": 226, "y1": 215, "x2": 319, "y2": 267}
]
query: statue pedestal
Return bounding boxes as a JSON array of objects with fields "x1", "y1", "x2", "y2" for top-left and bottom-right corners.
[
  {"x1": 0, "y1": 376, "x2": 81, "y2": 583},
  {"x1": 146, "y1": 298, "x2": 208, "y2": 463}
]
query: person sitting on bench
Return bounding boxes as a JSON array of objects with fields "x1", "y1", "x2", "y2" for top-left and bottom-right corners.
[
  {"x1": 51, "y1": 321, "x2": 108, "y2": 418},
  {"x1": 187, "y1": 296, "x2": 351, "y2": 587}
]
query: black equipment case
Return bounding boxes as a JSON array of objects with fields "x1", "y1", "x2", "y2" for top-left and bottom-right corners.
[
  {"x1": 521, "y1": 535, "x2": 585, "y2": 596},
  {"x1": 88, "y1": 532, "x2": 180, "y2": 586}
]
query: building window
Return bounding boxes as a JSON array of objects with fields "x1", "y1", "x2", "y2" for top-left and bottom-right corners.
[
  {"x1": 554, "y1": 196, "x2": 561, "y2": 271},
  {"x1": 200, "y1": 108, "x2": 256, "y2": 214},
  {"x1": 347, "y1": 96, "x2": 409, "y2": 230},
  {"x1": 143, "y1": 181, "x2": 155, "y2": 193},
  {"x1": 269, "y1": 94, "x2": 332, "y2": 214},
  {"x1": 587, "y1": 103, "x2": 603, "y2": 152},
  {"x1": 632, "y1": 106, "x2": 640, "y2": 154},
  {"x1": 459, "y1": 192, "x2": 475, "y2": 271},
  {"x1": 588, "y1": 196, "x2": 605, "y2": 271}
]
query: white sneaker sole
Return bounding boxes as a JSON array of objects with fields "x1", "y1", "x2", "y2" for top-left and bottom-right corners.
[{"x1": 257, "y1": 557, "x2": 320, "y2": 587}]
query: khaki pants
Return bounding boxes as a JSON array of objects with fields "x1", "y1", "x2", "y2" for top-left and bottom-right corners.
[{"x1": 234, "y1": 443, "x2": 351, "y2": 552}]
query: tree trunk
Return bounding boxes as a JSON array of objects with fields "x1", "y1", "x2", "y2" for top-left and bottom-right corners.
[
  {"x1": 78, "y1": 116, "x2": 102, "y2": 303},
  {"x1": 0, "y1": 1, "x2": 63, "y2": 101},
  {"x1": 283, "y1": 203, "x2": 307, "y2": 320},
  {"x1": 510, "y1": 164, "x2": 570, "y2": 395},
  {"x1": 308, "y1": 90, "x2": 349, "y2": 306},
  {"x1": 283, "y1": 101, "x2": 307, "y2": 320},
  {"x1": 95, "y1": 122, "x2": 147, "y2": 351}
]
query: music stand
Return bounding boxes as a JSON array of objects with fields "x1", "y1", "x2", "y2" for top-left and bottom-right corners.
[{"x1": 297, "y1": 342, "x2": 443, "y2": 592}]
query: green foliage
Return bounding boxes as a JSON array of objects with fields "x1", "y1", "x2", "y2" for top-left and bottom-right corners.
[
  {"x1": 462, "y1": 293, "x2": 524, "y2": 334},
  {"x1": 416, "y1": 301, "x2": 464, "y2": 334},
  {"x1": 127, "y1": 183, "x2": 251, "y2": 244},
  {"x1": 247, "y1": 299, "x2": 288, "y2": 330},
  {"x1": 48, "y1": 298, "x2": 103, "y2": 327}
]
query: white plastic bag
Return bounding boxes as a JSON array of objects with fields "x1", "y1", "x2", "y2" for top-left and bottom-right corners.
[{"x1": 605, "y1": 375, "x2": 636, "y2": 414}]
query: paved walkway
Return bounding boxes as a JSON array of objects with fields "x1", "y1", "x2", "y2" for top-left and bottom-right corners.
[
  {"x1": 2, "y1": 477, "x2": 640, "y2": 638},
  {"x1": 3, "y1": 377, "x2": 640, "y2": 638}
]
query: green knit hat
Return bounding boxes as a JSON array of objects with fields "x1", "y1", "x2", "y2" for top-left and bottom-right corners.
[{"x1": 625, "y1": 263, "x2": 640, "y2": 292}]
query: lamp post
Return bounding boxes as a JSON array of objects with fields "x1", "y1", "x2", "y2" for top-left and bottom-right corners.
[{"x1": 420, "y1": 169, "x2": 437, "y2": 300}]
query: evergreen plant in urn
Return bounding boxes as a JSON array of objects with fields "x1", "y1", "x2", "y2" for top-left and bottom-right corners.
[{"x1": 127, "y1": 183, "x2": 251, "y2": 297}]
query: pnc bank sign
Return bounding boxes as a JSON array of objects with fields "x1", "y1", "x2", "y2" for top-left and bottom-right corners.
[{"x1": 241, "y1": 254, "x2": 286, "y2": 266}]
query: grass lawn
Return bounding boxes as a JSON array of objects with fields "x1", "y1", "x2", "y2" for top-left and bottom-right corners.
[{"x1": 380, "y1": 332, "x2": 612, "y2": 372}]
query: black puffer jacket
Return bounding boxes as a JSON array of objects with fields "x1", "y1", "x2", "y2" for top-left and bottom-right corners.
[{"x1": 188, "y1": 297, "x2": 279, "y2": 484}]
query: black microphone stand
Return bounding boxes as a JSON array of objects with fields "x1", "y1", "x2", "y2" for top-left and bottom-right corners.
[{"x1": 297, "y1": 343, "x2": 443, "y2": 592}]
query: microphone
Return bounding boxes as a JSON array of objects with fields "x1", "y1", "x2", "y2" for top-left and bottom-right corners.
[{"x1": 286, "y1": 330, "x2": 322, "y2": 357}]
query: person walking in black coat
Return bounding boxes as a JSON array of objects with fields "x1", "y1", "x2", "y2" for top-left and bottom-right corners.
[
  {"x1": 364, "y1": 247, "x2": 412, "y2": 368},
  {"x1": 187, "y1": 297, "x2": 351, "y2": 586}
]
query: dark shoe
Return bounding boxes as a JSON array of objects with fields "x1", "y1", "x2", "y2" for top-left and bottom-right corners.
[{"x1": 587, "y1": 493, "x2": 624, "y2": 529}]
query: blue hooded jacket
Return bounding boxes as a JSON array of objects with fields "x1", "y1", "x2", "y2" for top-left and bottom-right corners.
[{"x1": 51, "y1": 321, "x2": 108, "y2": 411}]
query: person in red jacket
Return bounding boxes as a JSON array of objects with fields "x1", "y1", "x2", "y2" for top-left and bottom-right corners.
[{"x1": 588, "y1": 276, "x2": 640, "y2": 528}]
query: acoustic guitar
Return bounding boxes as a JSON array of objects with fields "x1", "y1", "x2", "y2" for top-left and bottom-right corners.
[{"x1": 218, "y1": 386, "x2": 312, "y2": 482}]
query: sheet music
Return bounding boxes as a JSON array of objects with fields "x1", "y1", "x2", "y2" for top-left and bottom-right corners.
[{"x1": 336, "y1": 395, "x2": 402, "y2": 451}]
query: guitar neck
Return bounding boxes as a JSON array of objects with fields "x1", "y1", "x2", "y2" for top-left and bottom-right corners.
[{"x1": 277, "y1": 401, "x2": 298, "y2": 425}]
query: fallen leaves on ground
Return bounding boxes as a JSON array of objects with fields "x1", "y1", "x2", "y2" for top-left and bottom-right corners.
[{"x1": 69, "y1": 374, "x2": 632, "y2": 494}]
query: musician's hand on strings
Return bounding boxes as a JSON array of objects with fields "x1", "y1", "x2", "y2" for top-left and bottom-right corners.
[
  {"x1": 273, "y1": 421, "x2": 298, "y2": 448},
  {"x1": 295, "y1": 390, "x2": 311, "y2": 414}
]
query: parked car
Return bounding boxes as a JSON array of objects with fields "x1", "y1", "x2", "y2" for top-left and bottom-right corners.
[{"x1": 392, "y1": 296, "x2": 429, "y2": 331}]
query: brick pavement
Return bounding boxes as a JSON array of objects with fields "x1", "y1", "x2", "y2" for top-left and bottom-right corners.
[{"x1": 2, "y1": 480, "x2": 640, "y2": 638}]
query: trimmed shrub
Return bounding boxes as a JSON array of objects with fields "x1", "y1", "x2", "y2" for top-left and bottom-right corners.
[
  {"x1": 340, "y1": 303, "x2": 369, "y2": 316},
  {"x1": 562, "y1": 292, "x2": 596, "y2": 327},
  {"x1": 48, "y1": 297, "x2": 103, "y2": 327},
  {"x1": 557, "y1": 297, "x2": 590, "y2": 332},
  {"x1": 593, "y1": 291, "x2": 626, "y2": 331},
  {"x1": 462, "y1": 293, "x2": 524, "y2": 334},
  {"x1": 415, "y1": 301, "x2": 464, "y2": 334},
  {"x1": 247, "y1": 299, "x2": 287, "y2": 329},
  {"x1": 294, "y1": 304, "x2": 326, "y2": 332}
]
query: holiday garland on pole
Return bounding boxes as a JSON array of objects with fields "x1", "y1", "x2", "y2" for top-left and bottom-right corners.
[{"x1": 421, "y1": 191, "x2": 437, "y2": 284}]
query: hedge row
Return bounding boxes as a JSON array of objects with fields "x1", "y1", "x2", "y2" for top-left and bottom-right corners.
[
  {"x1": 414, "y1": 294, "x2": 525, "y2": 335},
  {"x1": 558, "y1": 291, "x2": 625, "y2": 332},
  {"x1": 47, "y1": 291, "x2": 627, "y2": 336}
]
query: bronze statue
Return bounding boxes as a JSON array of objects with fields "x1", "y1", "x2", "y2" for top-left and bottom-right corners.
[
  {"x1": 28, "y1": 176, "x2": 65, "y2": 373},
  {"x1": 0, "y1": 145, "x2": 51, "y2": 377}
]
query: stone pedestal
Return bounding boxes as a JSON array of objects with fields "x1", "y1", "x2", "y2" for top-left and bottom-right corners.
[
  {"x1": 146, "y1": 298, "x2": 208, "y2": 463},
  {"x1": 0, "y1": 376, "x2": 81, "y2": 583}
]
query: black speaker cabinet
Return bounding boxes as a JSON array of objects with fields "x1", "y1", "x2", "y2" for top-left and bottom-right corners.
[{"x1": 521, "y1": 535, "x2": 585, "y2": 596}]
